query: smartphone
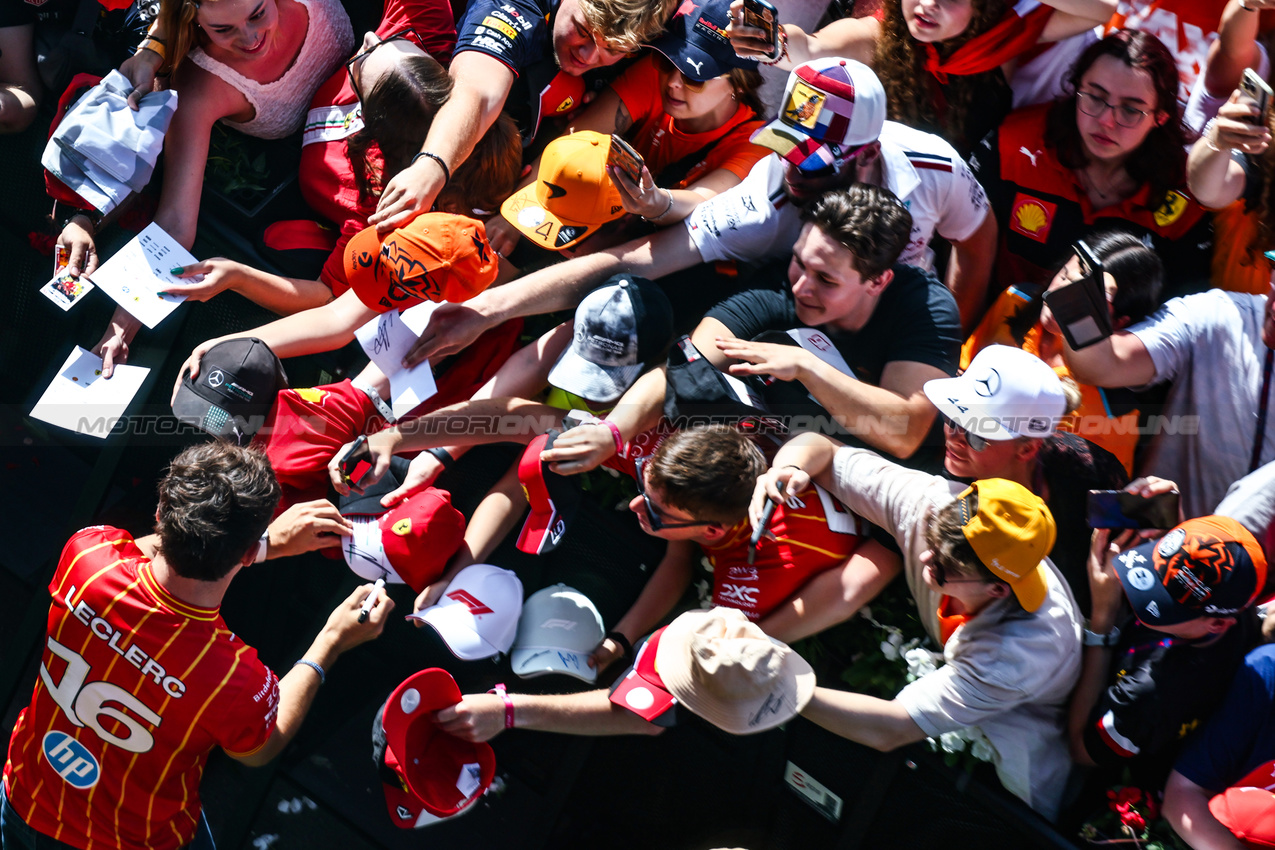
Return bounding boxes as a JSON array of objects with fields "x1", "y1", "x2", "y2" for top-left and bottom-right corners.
[
  {"x1": 1042, "y1": 240, "x2": 1113, "y2": 350},
  {"x1": 607, "y1": 134, "x2": 645, "y2": 186},
  {"x1": 338, "y1": 435, "x2": 373, "y2": 488},
  {"x1": 1087, "y1": 490, "x2": 1180, "y2": 530},
  {"x1": 1240, "y1": 68, "x2": 1272, "y2": 126},
  {"x1": 741, "y1": 0, "x2": 781, "y2": 60}
]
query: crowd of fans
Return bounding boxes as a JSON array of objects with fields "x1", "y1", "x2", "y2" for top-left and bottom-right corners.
[{"x1": 5, "y1": 0, "x2": 1275, "y2": 846}]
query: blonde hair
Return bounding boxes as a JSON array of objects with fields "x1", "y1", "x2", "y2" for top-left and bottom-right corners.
[
  {"x1": 578, "y1": 0, "x2": 679, "y2": 53},
  {"x1": 1059, "y1": 377, "x2": 1083, "y2": 417},
  {"x1": 155, "y1": 0, "x2": 202, "y2": 74}
]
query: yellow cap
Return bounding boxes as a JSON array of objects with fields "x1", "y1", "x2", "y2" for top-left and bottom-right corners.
[{"x1": 956, "y1": 479, "x2": 1056, "y2": 612}]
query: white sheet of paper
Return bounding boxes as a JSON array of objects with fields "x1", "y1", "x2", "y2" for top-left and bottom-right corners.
[
  {"x1": 354, "y1": 307, "x2": 438, "y2": 419},
  {"x1": 85, "y1": 222, "x2": 198, "y2": 329},
  {"x1": 30, "y1": 346, "x2": 150, "y2": 439}
]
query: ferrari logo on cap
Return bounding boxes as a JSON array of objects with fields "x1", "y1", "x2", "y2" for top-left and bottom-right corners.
[
  {"x1": 392, "y1": 518, "x2": 412, "y2": 536},
  {"x1": 556, "y1": 96, "x2": 575, "y2": 112}
]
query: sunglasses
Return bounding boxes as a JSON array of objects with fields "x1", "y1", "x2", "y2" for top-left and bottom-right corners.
[
  {"x1": 652, "y1": 51, "x2": 724, "y2": 92},
  {"x1": 942, "y1": 416, "x2": 991, "y2": 452},
  {"x1": 930, "y1": 555, "x2": 988, "y2": 588},
  {"x1": 346, "y1": 28, "x2": 427, "y2": 98},
  {"x1": 634, "y1": 456, "x2": 718, "y2": 531}
]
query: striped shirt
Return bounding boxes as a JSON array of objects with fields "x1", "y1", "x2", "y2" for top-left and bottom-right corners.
[{"x1": 3, "y1": 527, "x2": 278, "y2": 850}]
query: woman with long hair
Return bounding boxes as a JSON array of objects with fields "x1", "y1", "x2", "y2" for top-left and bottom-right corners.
[
  {"x1": 726, "y1": 0, "x2": 1115, "y2": 153},
  {"x1": 970, "y1": 30, "x2": 1212, "y2": 301}
]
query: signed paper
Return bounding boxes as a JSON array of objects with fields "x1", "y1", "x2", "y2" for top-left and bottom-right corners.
[
  {"x1": 86, "y1": 222, "x2": 198, "y2": 328},
  {"x1": 353, "y1": 302, "x2": 439, "y2": 419}
]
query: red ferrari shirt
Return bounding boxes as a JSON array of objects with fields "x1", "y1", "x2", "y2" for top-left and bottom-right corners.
[
  {"x1": 969, "y1": 102, "x2": 1212, "y2": 299},
  {"x1": 3, "y1": 528, "x2": 278, "y2": 850},
  {"x1": 299, "y1": 0, "x2": 458, "y2": 295},
  {"x1": 704, "y1": 484, "x2": 864, "y2": 621}
]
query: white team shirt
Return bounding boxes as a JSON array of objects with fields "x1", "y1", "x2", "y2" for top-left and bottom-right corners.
[{"x1": 685, "y1": 121, "x2": 991, "y2": 271}]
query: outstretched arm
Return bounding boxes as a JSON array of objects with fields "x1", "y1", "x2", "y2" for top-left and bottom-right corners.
[{"x1": 370, "y1": 51, "x2": 516, "y2": 231}]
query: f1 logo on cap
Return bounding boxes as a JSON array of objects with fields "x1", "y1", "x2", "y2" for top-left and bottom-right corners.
[{"x1": 446, "y1": 589, "x2": 494, "y2": 616}]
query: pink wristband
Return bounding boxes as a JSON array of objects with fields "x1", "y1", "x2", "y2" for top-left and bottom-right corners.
[
  {"x1": 489, "y1": 683, "x2": 514, "y2": 729},
  {"x1": 598, "y1": 420, "x2": 625, "y2": 459}
]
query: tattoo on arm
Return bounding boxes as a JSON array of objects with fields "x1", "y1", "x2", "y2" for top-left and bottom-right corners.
[{"x1": 614, "y1": 101, "x2": 632, "y2": 134}]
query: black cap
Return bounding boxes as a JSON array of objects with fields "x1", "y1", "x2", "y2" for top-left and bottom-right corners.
[{"x1": 172, "y1": 338, "x2": 287, "y2": 445}]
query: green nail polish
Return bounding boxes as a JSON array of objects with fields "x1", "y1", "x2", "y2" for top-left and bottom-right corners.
[{"x1": 169, "y1": 267, "x2": 184, "y2": 274}]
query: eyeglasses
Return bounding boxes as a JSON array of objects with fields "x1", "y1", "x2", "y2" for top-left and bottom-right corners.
[
  {"x1": 634, "y1": 456, "x2": 718, "y2": 531},
  {"x1": 345, "y1": 28, "x2": 426, "y2": 99},
  {"x1": 942, "y1": 416, "x2": 991, "y2": 452},
  {"x1": 930, "y1": 555, "x2": 988, "y2": 588},
  {"x1": 1076, "y1": 90, "x2": 1152, "y2": 128},
  {"x1": 652, "y1": 51, "x2": 724, "y2": 92}
]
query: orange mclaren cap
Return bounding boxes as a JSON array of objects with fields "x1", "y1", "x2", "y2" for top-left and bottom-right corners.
[
  {"x1": 344, "y1": 212, "x2": 497, "y2": 313},
  {"x1": 500, "y1": 131, "x2": 626, "y2": 251}
]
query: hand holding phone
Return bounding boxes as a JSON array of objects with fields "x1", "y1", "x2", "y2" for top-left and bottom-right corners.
[
  {"x1": 1042, "y1": 240, "x2": 1113, "y2": 350},
  {"x1": 1087, "y1": 489, "x2": 1180, "y2": 529},
  {"x1": 607, "y1": 134, "x2": 645, "y2": 187},
  {"x1": 741, "y1": 0, "x2": 781, "y2": 61},
  {"x1": 1240, "y1": 68, "x2": 1273, "y2": 126}
]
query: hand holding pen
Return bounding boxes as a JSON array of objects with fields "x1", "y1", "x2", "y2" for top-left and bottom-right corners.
[{"x1": 358, "y1": 578, "x2": 386, "y2": 624}]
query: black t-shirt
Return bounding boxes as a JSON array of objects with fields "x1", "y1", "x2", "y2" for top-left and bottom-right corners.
[
  {"x1": 1, "y1": 0, "x2": 75, "y2": 27},
  {"x1": 704, "y1": 264, "x2": 960, "y2": 468},
  {"x1": 1037, "y1": 432, "x2": 1128, "y2": 618},
  {"x1": 1082, "y1": 609, "x2": 1260, "y2": 784},
  {"x1": 705, "y1": 264, "x2": 961, "y2": 385}
]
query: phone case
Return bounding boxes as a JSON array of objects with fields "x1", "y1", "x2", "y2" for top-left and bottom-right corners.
[
  {"x1": 742, "y1": 0, "x2": 780, "y2": 54},
  {"x1": 1241, "y1": 69, "x2": 1272, "y2": 124},
  {"x1": 607, "y1": 134, "x2": 645, "y2": 186},
  {"x1": 1042, "y1": 273, "x2": 1113, "y2": 349},
  {"x1": 1087, "y1": 491, "x2": 1180, "y2": 529}
]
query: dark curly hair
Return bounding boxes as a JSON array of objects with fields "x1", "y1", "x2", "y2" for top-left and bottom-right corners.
[
  {"x1": 874, "y1": 0, "x2": 1011, "y2": 150},
  {"x1": 648, "y1": 426, "x2": 766, "y2": 525},
  {"x1": 155, "y1": 442, "x2": 280, "y2": 582},
  {"x1": 800, "y1": 184, "x2": 915, "y2": 280},
  {"x1": 1045, "y1": 30, "x2": 1187, "y2": 215}
]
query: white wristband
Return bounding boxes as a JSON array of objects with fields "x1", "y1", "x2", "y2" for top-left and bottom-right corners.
[{"x1": 254, "y1": 529, "x2": 269, "y2": 563}]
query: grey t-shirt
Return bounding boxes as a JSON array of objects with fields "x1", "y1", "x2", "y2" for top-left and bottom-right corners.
[{"x1": 1129, "y1": 291, "x2": 1273, "y2": 519}]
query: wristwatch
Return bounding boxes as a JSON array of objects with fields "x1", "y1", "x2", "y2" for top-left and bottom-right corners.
[{"x1": 1082, "y1": 625, "x2": 1121, "y2": 647}]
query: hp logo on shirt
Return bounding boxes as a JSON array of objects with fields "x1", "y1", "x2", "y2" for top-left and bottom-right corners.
[{"x1": 42, "y1": 731, "x2": 100, "y2": 789}]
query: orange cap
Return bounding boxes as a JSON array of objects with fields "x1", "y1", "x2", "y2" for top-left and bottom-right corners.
[
  {"x1": 500, "y1": 131, "x2": 626, "y2": 251},
  {"x1": 956, "y1": 479, "x2": 1057, "y2": 613},
  {"x1": 343, "y1": 212, "x2": 497, "y2": 313}
]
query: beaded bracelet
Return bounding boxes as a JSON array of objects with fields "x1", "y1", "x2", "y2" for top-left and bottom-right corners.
[
  {"x1": 761, "y1": 27, "x2": 789, "y2": 66},
  {"x1": 294, "y1": 659, "x2": 326, "y2": 684}
]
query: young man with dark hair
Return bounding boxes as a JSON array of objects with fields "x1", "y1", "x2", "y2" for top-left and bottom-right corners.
[
  {"x1": 587, "y1": 425, "x2": 874, "y2": 672},
  {"x1": 1, "y1": 442, "x2": 393, "y2": 850},
  {"x1": 750, "y1": 431, "x2": 1082, "y2": 820},
  {"x1": 542, "y1": 183, "x2": 962, "y2": 472}
]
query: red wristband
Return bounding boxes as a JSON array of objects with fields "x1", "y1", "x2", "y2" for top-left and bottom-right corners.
[
  {"x1": 598, "y1": 420, "x2": 625, "y2": 459},
  {"x1": 489, "y1": 683, "x2": 514, "y2": 729}
]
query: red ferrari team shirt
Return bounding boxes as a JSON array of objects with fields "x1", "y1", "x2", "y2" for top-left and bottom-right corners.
[
  {"x1": 704, "y1": 484, "x2": 864, "y2": 621},
  {"x1": 3, "y1": 528, "x2": 279, "y2": 850}
]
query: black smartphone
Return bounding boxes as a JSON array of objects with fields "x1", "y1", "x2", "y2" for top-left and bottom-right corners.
[
  {"x1": 1241, "y1": 68, "x2": 1272, "y2": 126},
  {"x1": 1087, "y1": 490, "x2": 1180, "y2": 529},
  {"x1": 741, "y1": 0, "x2": 781, "y2": 60},
  {"x1": 1042, "y1": 240, "x2": 1113, "y2": 350},
  {"x1": 338, "y1": 435, "x2": 373, "y2": 488},
  {"x1": 607, "y1": 134, "x2": 645, "y2": 186}
]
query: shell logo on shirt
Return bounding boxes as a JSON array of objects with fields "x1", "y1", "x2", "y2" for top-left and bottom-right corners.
[
  {"x1": 294, "y1": 387, "x2": 328, "y2": 405},
  {"x1": 1154, "y1": 191, "x2": 1188, "y2": 228},
  {"x1": 1009, "y1": 193, "x2": 1057, "y2": 243}
]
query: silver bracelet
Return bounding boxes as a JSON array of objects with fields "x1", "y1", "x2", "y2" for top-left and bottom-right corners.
[
  {"x1": 294, "y1": 659, "x2": 326, "y2": 684},
  {"x1": 642, "y1": 189, "x2": 675, "y2": 223}
]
